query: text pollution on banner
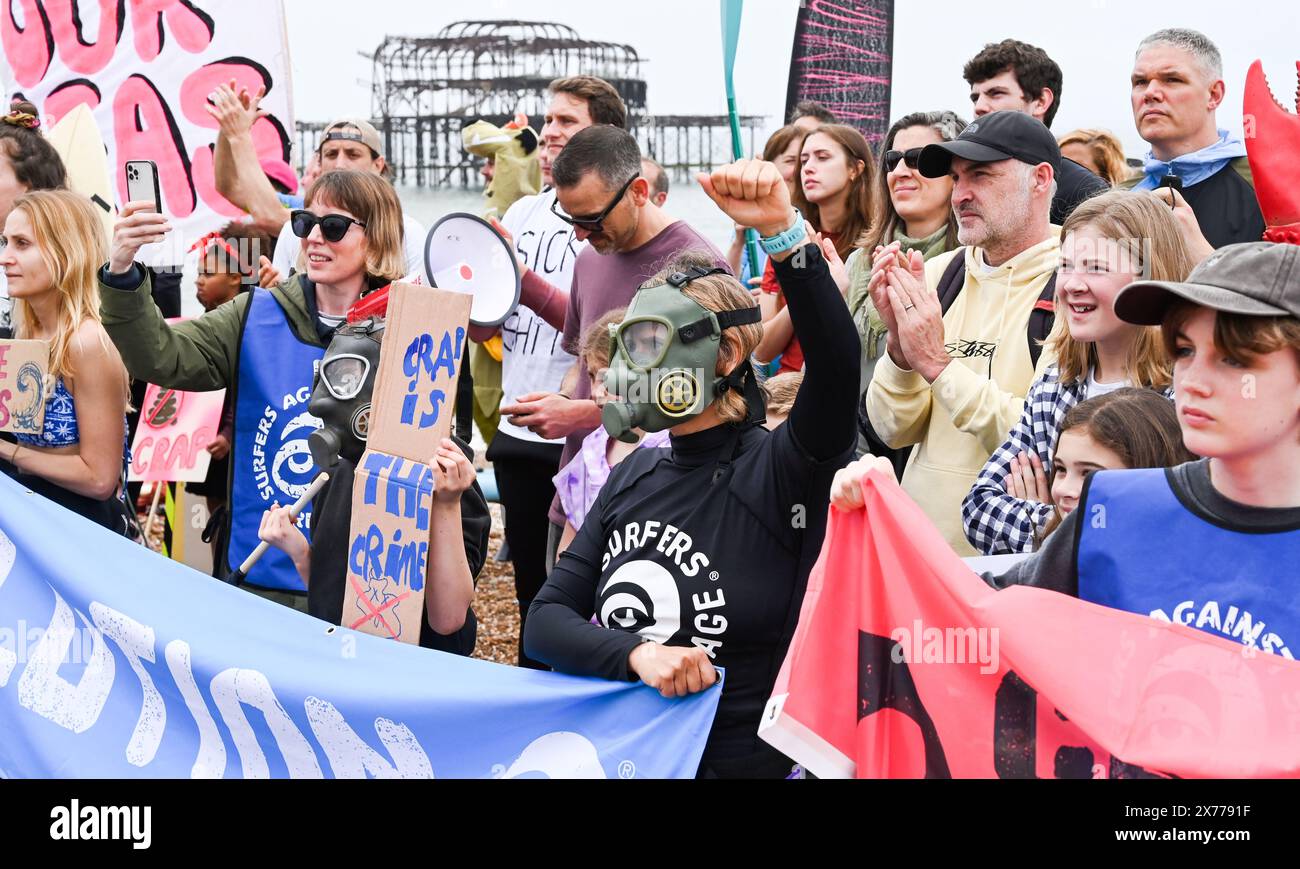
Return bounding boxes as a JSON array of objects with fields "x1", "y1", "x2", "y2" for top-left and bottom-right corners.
[
  {"x1": 0, "y1": 339, "x2": 47, "y2": 436},
  {"x1": 0, "y1": 469, "x2": 720, "y2": 778},
  {"x1": 0, "y1": 0, "x2": 297, "y2": 253},
  {"x1": 759, "y1": 467, "x2": 1300, "y2": 779}
]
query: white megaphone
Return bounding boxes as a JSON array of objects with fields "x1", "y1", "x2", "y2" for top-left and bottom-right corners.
[{"x1": 423, "y1": 213, "x2": 521, "y2": 328}]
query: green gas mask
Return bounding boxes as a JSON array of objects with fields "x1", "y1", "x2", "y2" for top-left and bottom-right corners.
[{"x1": 602, "y1": 266, "x2": 763, "y2": 443}]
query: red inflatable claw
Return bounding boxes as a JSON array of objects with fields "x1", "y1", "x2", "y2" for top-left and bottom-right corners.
[{"x1": 1244, "y1": 60, "x2": 1300, "y2": 245}]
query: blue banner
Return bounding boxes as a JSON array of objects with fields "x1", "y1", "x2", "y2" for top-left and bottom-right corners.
[{"x1": 0, "y1": 472, "x2": 720, "y2": 778}]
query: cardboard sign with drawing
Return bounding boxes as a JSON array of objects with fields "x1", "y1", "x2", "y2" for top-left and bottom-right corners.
[
  {"x1": 340, "y1": 283, "x2": 472, "y2": 644},
  {"x1": 0, "y1": 339, "x2": 48, "y2": 436}
]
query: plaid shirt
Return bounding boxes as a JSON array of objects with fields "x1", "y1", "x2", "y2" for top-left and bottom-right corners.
[
  {"x1": 962, "y1": 365, "x2": 1082, "y2": 554},
  {"x1": 962, "y1": 365, "x2": 1173, "y2": 554}
]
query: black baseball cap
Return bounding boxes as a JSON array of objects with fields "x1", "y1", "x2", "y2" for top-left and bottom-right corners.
[
  {"x1": 918, "y1": 110, "x2": 1062, "y2": 178},
  {"x1": 1115, "y1": 242, "x2": 1300, "y2": 325}
]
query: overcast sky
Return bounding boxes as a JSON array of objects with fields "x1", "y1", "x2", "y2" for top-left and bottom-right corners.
[{"x1": 284, "y1": 0, "x2": 1298, "y2": 160}]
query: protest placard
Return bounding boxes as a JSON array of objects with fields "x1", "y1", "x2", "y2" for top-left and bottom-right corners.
[
  {"x1": 0, "y1": 339, "x2": 48, "y2": 436},
  {"x1": 129, "y1": 384, "x2": 225, "y2": 483},
  {"x1": 341, "y1": 283, "x2": 471, "y2": 644}
]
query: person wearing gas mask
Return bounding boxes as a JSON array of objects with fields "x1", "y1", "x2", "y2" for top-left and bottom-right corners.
[
  {"x1": 99, "y1": 170, "x2": 405, "y2": 608},
  {"x1": 524, "y1": 159, "x2": 860, "y2": 778},
  {"x1": 257, "y1": 308, "x2": 491, "y2": 653}
]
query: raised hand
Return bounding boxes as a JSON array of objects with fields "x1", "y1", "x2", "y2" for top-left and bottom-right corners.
[
  {"x1": 257, "y1": 255, "x2": 282, "y2": 289},
  {"x1": 108, "y1": 202, "x2": 171, "y2": 274},
  {"x1": 696, "y1": 159, "x2": 794, "y2": 238}
]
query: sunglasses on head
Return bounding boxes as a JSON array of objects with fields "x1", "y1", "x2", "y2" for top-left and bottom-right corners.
[
  {"x1": 551, "y1": 173, "x2": 639, "y2": 234},
  {"x1": 290, "y1": 210, "x2": 366, "y2": 243},
  {"x1": 884, "y1": 148, "x2": 924, "y2": 172}
]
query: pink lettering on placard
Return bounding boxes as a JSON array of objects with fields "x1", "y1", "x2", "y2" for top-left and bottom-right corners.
[
  {"x1": 0, "y1": 390, "x2": 10, "y2": 429},
  {"x1": 44, "y1": 0, "x2": 125, "y2": 75},
  {"x1": 180, "y1": 58, "x2": 294, "y2": 217},
  {"x1": 43, "y1": 78, "x2": 102, "y2": 125},
  {"x1": 178, "y1": 57, "x2": 267, "y2": 127},
  {"x1": 113, "y1": 73, "x2": 195, "y2": 216},
  {"x1": 0, "y1": 0, "x2": 54, "y2": 87},
  {"x1": 128, "y1": 0, "x2": 213, "y2": 63},
  {"x1": 130, "y1": 436, "x2": 151, "y2": 475}
]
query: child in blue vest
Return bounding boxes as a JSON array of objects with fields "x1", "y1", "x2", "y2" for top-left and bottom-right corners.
[{"x1": 834, "y1": 241, "x2": 1300, "y2": 658}]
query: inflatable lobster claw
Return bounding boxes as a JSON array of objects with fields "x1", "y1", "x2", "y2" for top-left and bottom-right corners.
[{"x1": 1244, "y1": 60, "x2": 1300, "y2": 245}]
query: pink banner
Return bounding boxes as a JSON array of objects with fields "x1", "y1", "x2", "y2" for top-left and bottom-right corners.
[
  {"x1": 129, "y1": 383, "x2": 224, "y2": 483},
  {"x1": 760, "y1": 467, "x2": 1300, "y2": 778}
]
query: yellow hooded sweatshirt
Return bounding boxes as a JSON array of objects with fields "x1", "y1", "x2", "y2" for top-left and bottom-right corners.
[{"x1": 865, "y1": 235, "x2": 1060, "y2": 555}]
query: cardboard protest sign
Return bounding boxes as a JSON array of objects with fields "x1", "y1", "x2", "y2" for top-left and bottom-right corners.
[
  {"x1": 129, "y1": 384, "x2": 225, "y2": 483},
  {"x1": 0, "y1": 339, "x2": 48, "y2": 436},
  {"x1": 341, "y1": 283, "x2": 471, "y2": 644},
  {"x1": 367, "y1": 282, "x2": 472, "y2": 462},
  {"x1": 343, "y1": 452, "x2": 436, "y2": 643}
]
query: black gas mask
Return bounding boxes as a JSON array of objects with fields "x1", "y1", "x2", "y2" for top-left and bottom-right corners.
[{"x1": 308, "y1": 317, "x2": 384, "y2": 469}]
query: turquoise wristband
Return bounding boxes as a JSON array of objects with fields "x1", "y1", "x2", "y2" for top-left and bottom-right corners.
[{"x1": 759, "y1": 210, "x2": 805, "y2": 256}]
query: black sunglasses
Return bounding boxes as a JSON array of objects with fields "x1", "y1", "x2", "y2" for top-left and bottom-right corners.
[
  {"x1": 883, "y1": 148, "x2": 924, "y2": 172},
  {"x1": 290, "y1": 210, "x2": 366, "y2": 243},
  {"x1": 551, "y1": 174, "x2": 639, "y2": 233}
]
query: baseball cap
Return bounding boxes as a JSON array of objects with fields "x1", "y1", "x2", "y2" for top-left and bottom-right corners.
[
  {"x1": 918, "y1": 110, "x2": 1061, "y2": 178},
  {"x1": 1114, "y1": 242, "x2": 1300, "y2": 325},
  {"x1": 320, "y1": 118, "x2": 383, "y2": 157}
]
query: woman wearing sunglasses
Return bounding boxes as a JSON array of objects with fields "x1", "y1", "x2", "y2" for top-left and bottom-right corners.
[
  {"x1": 98, "y1": 170, "x2": 408, "y2": 598},
  {"x1": 844, "y1": 111, "x2": 967, "y2": 464}
]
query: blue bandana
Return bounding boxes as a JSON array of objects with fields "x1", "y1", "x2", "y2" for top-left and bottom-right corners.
[{"x1": 1134, "y1": 128, "x2": 1247, "y2": 190}]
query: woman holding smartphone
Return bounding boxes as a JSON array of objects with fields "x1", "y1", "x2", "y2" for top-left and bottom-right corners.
[{"x1": 98, "y1": 170, "x2": 411, "y2": 599}]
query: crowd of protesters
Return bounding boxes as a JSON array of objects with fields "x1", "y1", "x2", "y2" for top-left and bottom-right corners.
[{"x1": 1, "y1": 25, "x2": 1294, "y2": 778}]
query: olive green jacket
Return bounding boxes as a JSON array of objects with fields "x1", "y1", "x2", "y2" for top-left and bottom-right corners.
[{"x1": 99, "y1": 270, "x2": 322, "y2": 393}]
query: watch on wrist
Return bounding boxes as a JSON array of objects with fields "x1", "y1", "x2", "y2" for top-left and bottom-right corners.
[{"x1": 759, "y1": 210, "x2": 806, "y2": 256}]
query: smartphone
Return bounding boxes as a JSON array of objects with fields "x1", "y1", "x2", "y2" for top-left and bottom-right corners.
[{"x1": 125, "y1": 160, "x2": 162, "y2": 212}]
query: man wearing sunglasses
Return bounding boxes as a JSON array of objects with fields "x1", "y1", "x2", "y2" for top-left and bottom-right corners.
[
  {"x1": 495, "y1": 125, "x2": 729, "y2": 576},
  {"x1": 463, "y1": 75, "x2": 628, "y2": 669},
  {"x1": 963, "y1": 39, "x2": 1107, "y2": 224}
]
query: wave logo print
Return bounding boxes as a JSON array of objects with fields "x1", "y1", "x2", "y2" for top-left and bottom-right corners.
[
  {"x1": 271, "y1": 410, "x2": 321, "y2": 500},
  {"x1": 496, "y1": 732, "x2": 607, "y2": 779},
  {"x1": 597, "y1": 560, "x2": 682, "y2": 644}
]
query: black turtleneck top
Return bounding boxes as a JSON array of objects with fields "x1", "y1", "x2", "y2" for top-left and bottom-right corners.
[{"x1": 524, "y1": 243, "x2": 860, "y2": 773}]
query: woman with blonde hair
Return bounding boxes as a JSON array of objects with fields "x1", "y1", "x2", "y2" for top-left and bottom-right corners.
[
  {"x1": 1057, "y1": 128, "x2": 1132, "y2": 187},
  {"x1": 526, "y1": 159, "x2": 859, "y2": 778},
  {"x1": 962, "y1": 189, "x2": 1195, "y2": 554},
  {"x1": 98, "y1": 169, "x2": 409, "y2": 597},
  {"x1": 0, "y1": 190, "x2": 133, "y2": 531}
]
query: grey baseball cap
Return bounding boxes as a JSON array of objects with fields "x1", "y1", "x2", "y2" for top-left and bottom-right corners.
[{"x1": 1114, "y1": 242, "x2": 1300, "y2": 325}]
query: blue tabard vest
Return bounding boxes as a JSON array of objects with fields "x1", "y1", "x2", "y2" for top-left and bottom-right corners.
[
  {"x1": 228, "y1": 288, "x2": 324, "y2": 591},
  {"x1": 1077, "y1": 467, "x2": 1300, "y2": 660}
]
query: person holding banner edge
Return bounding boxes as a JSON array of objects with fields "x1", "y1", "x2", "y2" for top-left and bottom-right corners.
[
  {"x1": 255, "y1": 317, "x2": 489, "y2": 649},
  {"x1": 0, "y1": 190, "x2": 133, "y2": 533},
  {"x1": 98, "y1": 170, "x2": 403, "y2": 604},
  {"x1": 525, "y1": 158, "x2": 860, "y2": 778}
]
